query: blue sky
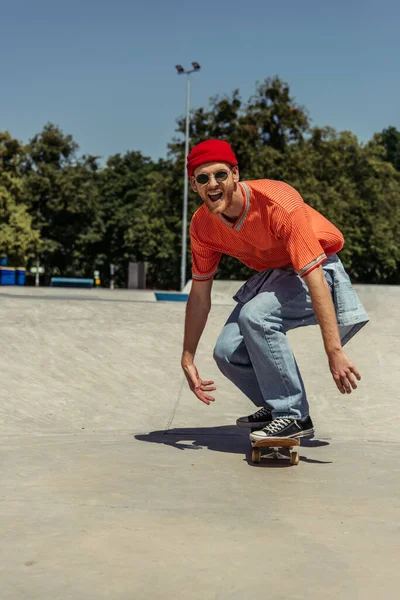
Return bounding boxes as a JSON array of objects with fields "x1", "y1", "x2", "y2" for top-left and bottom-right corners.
[{"x1": 1, "y1": 0, "x2": 399, "y2": 162}]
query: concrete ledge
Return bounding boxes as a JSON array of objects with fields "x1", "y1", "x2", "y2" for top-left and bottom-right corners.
[
  {"x1": 154, "y1": 291, "x2": 188, "y2": 302},
  {"x1": 50, "y1": 277, "x2": 94, "y2": 288}
]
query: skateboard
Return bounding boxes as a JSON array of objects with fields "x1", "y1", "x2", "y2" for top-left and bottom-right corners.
[{"x1": 250, "y1": 436, "x2": 301, "y2": 465}]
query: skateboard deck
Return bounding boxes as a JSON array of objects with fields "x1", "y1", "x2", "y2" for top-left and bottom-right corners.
[{"x1": 250, "y1": 436, "x2": 301, "y2": 465}]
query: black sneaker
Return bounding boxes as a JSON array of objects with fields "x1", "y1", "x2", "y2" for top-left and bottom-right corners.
[
  {"x1": 236, "y1": 406, "x2": 273, "y2": 428},
  {"x1": 249, "y1": 416, "x2": 314, "y2": 442}
]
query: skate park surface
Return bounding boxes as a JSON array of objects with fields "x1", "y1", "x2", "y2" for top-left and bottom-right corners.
[{"x1": 0, "y1": 282, "x2": 399, "y2": 600}]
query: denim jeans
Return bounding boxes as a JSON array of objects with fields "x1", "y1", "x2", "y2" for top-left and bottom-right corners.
[{"x1": 213, "y1": 255, "x2": 369, "y2": 419}]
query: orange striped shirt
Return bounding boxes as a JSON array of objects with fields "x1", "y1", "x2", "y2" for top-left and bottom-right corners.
[{"x1": 190, "y1": 179, "x2": 344, "y2": 281}]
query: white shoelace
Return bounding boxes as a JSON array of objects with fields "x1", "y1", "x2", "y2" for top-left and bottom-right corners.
[{"x1": 264, "y1": 418, "x2": 292, "y2": 433}]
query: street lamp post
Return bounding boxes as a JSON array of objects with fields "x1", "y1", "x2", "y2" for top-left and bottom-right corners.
[{"x1": 175, "y1": 62, "x2": 201, "y2": 291}]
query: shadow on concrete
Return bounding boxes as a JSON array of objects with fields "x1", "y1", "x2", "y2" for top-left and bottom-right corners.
[{"x1": 135, "y1": 426, "x2": 331, "y2": 464}]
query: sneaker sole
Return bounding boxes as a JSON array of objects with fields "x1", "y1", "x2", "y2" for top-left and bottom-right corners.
[
  {"x1": 296, "y1": 427, "x2": 315, "y2": 439},
  {"x1": 250, "y1": 427, "x2": 315, "y2": 442}
]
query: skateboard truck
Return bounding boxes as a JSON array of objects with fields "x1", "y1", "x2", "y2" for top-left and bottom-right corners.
[{"x1": 250, "y1": 436, "x2": 301, "y2": 465}]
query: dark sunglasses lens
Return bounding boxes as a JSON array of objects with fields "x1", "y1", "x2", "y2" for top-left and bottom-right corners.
[
  {"x1": 215, "y1": 170, "x2": 229, "y2": 182},
  {"x1": 196, "y1": 174, "x2": 209, "y2": 184},
  {"x1": 195, "y1": 171, "x2": 229, "y2": 184}
]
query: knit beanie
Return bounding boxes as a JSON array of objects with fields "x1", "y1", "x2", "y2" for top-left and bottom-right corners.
[{"x1": 186, "y1": 139, "x2": 238, "y2": 177}]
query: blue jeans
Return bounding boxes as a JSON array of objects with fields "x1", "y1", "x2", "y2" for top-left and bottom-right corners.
[{"x1": 213, "y1": 255, "x2": 369, "y2": 419}]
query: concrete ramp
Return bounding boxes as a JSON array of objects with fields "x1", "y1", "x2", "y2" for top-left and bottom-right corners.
[
  {"x1": 0, "y1": 283, "x2": 397, "y2": 441},
  {"x1": 0, "y1": 284, "x2": 399, "y2": 600}
]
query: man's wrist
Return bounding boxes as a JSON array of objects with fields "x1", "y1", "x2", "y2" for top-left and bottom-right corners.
[
  {"x1": 181, "y1": 351, "x2": 194, "y2": 367},
  {"x1": 325, "y1": 345, "x2": 343, "y2": 358}
]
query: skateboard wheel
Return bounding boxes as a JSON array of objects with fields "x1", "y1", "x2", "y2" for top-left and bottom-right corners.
[
  {"x1": 252, "y1": 449, "x2": 261, "y2": 463},
  {"x1": 290, "y1": 451, "x2": 299, "y2": 465}
]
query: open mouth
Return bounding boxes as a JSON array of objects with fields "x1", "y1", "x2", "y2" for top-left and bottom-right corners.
[{"x1": 208, "y1": 192, "x2": 223, "y2": 202}]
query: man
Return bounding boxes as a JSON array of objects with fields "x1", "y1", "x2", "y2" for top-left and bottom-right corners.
[{"x1": 181, "y1": 139, "x2": 368, "y2": 442}]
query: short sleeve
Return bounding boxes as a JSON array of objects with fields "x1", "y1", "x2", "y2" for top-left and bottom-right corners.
[
  {"x1": 269, "y1": 186, "x2": 327, "y2": 277},
  {"x1": 190, "y1": 225, "x2": 221, "y2": 281}
]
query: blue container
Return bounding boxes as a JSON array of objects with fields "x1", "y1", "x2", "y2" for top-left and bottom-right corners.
[
  {"x1": 16, "y1": 268, "x2": 26, "y2": 286},
  {"x1": 0, "y1": 257, "x2": 8, "y2": 266},
  {"x1": 0, "y1": 267, "x2": 16, "y2": 285}
]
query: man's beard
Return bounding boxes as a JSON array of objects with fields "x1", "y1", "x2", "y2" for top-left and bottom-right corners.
[{"x1": 206, "y1": 190, "x2": 233, "y2": 214}]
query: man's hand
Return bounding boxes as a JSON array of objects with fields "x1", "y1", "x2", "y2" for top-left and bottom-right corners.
[
  {"x1": 328, "y1": 349, "x2": 361, "y2": 394},
  {"x1": 182, "y1": 362, "x2": 216, "y2": 405}
]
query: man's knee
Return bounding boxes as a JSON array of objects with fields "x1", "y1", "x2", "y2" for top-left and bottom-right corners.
[
  {"x1": 213, "y1": 333, "x2": 230, "y2": 366},
  {"x1": 237, "y1": 295, "x2": 280, "y2": 334},
  {"x1": 213, "y1": 323, "x2": 245, "y2": 368},
  {"x1": 237, "y1": 299, "x2": 264, "y2": 331}
]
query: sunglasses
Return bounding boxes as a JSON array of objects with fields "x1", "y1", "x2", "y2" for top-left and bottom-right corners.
[{"x1": 195, "y1": 169, "x2": 230, "y2": 185}]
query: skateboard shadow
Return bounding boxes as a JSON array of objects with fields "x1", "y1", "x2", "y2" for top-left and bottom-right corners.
[{"x1": 135, "y1": 426, "x2": 331, "y2": 464}]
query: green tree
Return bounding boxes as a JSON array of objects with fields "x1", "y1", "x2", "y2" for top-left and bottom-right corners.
[
  {"x1": 378, "y1": 126, "x2": 400, "y2": 172},
  {"x1": 0, "y1": 132, "x2": 40, "y2": 264},
  {"x1": 293, "y1": 128, "x2": 400, "y2": 283},
  {"x1": 0, "y1": 186, "x2": 40, "y2": 266},
  {"x1": 23, "y1": 124, "x2": 102, "y2": 276},
  {"x1": 125, "y1": 168, "x2": 181, "y2": 288},
  {"x1": 93, "y1": 151, "x2": 184, "y2": 288}
]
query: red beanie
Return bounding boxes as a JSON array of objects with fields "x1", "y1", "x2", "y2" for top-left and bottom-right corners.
[{"x1": 186, "y1": 139, "x2": 238, "y2": 177}]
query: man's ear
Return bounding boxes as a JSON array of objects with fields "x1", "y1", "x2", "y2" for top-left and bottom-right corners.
[
  {"x1": 190, "y1": 176, "x2": 198, "y2": 193},
  {"x1": 232, "y1": 165, "x2": 240, "y2": 182}
]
